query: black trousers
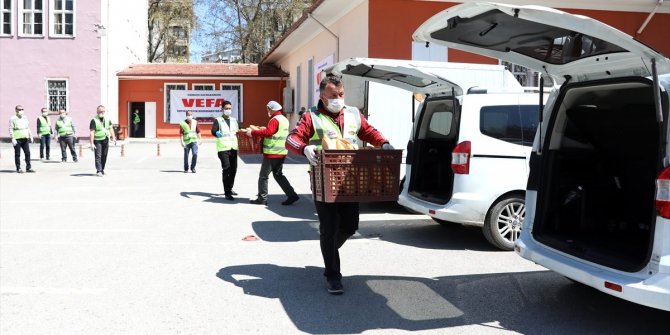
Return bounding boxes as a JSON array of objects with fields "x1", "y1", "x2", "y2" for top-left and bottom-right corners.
[
  {"x1": 94, "y1": 139, "x2": 109, "y2": 173},
  {"x1": 13, "y1": 138, "x2": 31, "y2": 170},
  {"x1": 59, "y1": 136, "x2": 77, "y2": 161},
  {"x1": 314, "y1": 201, "x2": 359, "y2": 280},
  {"x1": 217, "y1": 149, "x2": 238, "y2": 195},
  {"x1": 39, "y1": 134, "x2": 51, "y2": 159},
  {"x1": 257, "y1": 157, "x2": 297, "y2": 200}
]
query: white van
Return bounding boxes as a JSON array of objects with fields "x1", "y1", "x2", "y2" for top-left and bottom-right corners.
[
  {"x1": 413, "y1": 2, "x2": 670, "y2": 311},
  {"x1": 330, "y1": 58, "x2": 543, "y2": 251}
]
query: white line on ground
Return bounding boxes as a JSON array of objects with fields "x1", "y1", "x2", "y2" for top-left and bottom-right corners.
[
  {"x1": 1, "y1": 286, "x2": 107, "y2": 295},
  {"x1": 1, "y1": 229, "x2": 143, "y2": 233}
]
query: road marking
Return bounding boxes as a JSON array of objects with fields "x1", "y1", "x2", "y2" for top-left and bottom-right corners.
[
  {"x1": 1, "y1": 229, "x2": 142, "y2": 233},
  {"x1": 1, "y1": 286, "x2": 107, "y2": 295},
  {"x1": 1, "y1": 200, "x2": 158, "y2": 204}
]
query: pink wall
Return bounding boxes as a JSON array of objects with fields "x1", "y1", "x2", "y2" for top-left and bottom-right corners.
[{"x1": 0, "y1": 0, "x2": 101, "y2": 138}]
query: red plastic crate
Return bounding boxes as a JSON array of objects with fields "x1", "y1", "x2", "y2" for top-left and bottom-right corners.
[
  {"x1": 236, "y1": 132, "x2": 262, "y2": 155},
  {"x1": 311, "y1": 149, "x2": 402, "y2": 203}
]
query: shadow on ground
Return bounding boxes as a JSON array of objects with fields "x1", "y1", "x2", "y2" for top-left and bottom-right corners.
[
  {"x1": 70, "y1": 173, "x2": 98, "y2": 177},
  {"x1": 239, "y1": 152, "x2": 309, "y2": 165},
  {"x1": 216, "y1": 264, "x2": 667, "y2": 334},
  {"x1": 179, "y1": 191, "x2": 248, "y2": 204}
]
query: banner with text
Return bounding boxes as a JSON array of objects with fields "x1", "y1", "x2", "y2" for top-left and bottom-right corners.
[
  {"x1": 313, "y1": 54, "x2": 334, "y2": 106},
  {"x1": 169, "y1": 90, "x2": 239, "y2": 124}
]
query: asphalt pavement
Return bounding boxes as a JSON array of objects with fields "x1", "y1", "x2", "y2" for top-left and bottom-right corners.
[{"x1": 0, "y1": 140, "x2": 667, "y2": 334}]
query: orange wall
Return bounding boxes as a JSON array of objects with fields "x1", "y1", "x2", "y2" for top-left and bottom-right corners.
[
  {"x1": 368, "y1": 0, "x2": 670, "y2": 62},
  {"x1": 118, "y1": 78, "x2": 286, "y2": 138}
]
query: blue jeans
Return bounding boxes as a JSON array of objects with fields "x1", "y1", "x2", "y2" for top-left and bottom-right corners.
[
  {"x1": 40, "y1": 134, "x2": 51, "y2": 159},
  {"x1": 183, "y1": 142, "x2": 198, "y2": 171}
]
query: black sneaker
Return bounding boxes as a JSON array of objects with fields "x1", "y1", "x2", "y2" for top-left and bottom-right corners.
[
  {"x1": 249, "y1": 198, "x2": 267, "y2": 205},
  {"x1": 26, "y1": 169, "x2": 35, "y2": 173},
  {"x1": 62, "y1": 158, "x2": 66, "y2": 162},
  {"x1": 96, "y1": 171, "x2": 103, "y2": 177},
  {"x1": 191, "y1": 169, "x2": 196, "y2": 173},
  {"x1": 281, "y1": 195, "x2": 300, "y2": 206},
  {"x1": 224, "y1": 194, "x2": 235, "y2": 201},
  {"x1": 73, "y1": 158, "x2": 78, "y2": 162},
  {"x1": 326, "y1": 278, "x2": 344, "y2": 295},
  {"x1": 184, "y1": 169, "x2": 188, "y2": 173},
  {"x1": 17, "y1": 169, "x2": 24, "y2": 174},
  {"x1": 230, "y1": 190, "x2": 238, "y2": 196}
]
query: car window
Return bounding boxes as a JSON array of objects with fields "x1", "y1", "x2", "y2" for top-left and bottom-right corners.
[
  {"x1": 480, "y1": 105, "x2": 539, "y2": 146},
  {"x1": 418, "y1": 100, "x2": 454, "y2": 139}
]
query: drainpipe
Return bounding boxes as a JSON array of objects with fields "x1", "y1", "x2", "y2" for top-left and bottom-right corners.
[
  {"x1": 637, "y1": 0, "x2": 664, "y2": 36},
  {"x1": 308, "y1": 13, "x2": 339, "y2": 62}
]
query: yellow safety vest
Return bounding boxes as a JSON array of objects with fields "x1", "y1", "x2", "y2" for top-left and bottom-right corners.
[
  {"x1": 38, "y1": 116, "x2": 52, "y2": 136},
  {"x1": 56, "y1": 117, "x2": 74, "y2": 136},
  {"x1": 10, "y1": 116, "x2": 30, "y2": 139},
  {"x1": 92, "y1": 117, "x2": 112, "y2": 140},
  {"x1": 215, "y1": 116, "x2": 239, "y2": 151},
  {"x1": 263, "y1": 115, "x2": 288, "y2": 155},
  {"x1": 309, "y1": 107, "x2": 361, "y2": 149},
  {"x1": 180, "y1": 119, "x2": 198, "y2": 145}
]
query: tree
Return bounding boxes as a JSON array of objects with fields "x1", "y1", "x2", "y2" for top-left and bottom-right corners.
[
  {"x1": 148, "y1": 0, "x2": 195, "y2": 63},
  {"x1": 193, "y1": 0, "x2": 313, "y2": 63}
]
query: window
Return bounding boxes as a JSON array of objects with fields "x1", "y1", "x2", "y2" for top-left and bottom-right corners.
[
  {"x1": 47, "y1": 80, "x2": 68, "y2": 112},
  {"x1": 164, "y1": 83, "x2": 186, "y2": 122},
  {"x1": 480, "y1": 105, "x2": 540, "y2": 146},
  {"x1": 51, "y1": 0, "x2": 74, "y2": 37},
  {"x1": 1, "y1": 0, "x2": 11, "y2": 36},
  {"x1": 171, "y1": 26, "x2": 186, "y2": 39},
  {"x1": 20, "y1": 0, "x2": 44, "y2": 36},
  {"x1": 417, "y1": 99, "x2": 455, "y2": 140},
  {"x1": 192, "y1": 84, "x2": 214, "y2": 90},
  {"x1": 168, "y1": 45, "x2": 187, "y2": 56},
  {"x1": 220, "y1": 84, "x2": 243, "y2": 122}
]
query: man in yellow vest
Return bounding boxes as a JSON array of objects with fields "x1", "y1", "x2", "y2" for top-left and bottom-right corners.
[
  {"x1": 179, "y1": 110, "x2": 201, "y2": 173},
  {"x1": 286, "y1": 75, "x2": 393, "y2": 294},
  {"x1": 89, "y1": 105, "x2": 116, "y2": 177},
  {"x1": 246, "y1": 101, "x2": 299, "y2": 206},
  {"x1": 55, "y1": 108, "x2": 78, "y2": 162},
  {"x1": 9, "y1": 105, "x2": 35, "y2": 173},
  {"x1": 132, "y1": 109, "x2": 141, "y2": 136},
  {"x1": 211, "y1": 101, "x2": 239, "y2": 200},
  {"x1": 36, "y1": 107, "x2": 53, "y2": 160}
]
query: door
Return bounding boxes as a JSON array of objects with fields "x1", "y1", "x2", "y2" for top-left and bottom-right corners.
[
  {"x1": 145, "y1": 102, "x2": 156, "y2": 139},
  {"x1": 129, "y1": 102, "x2": 145, "y2": 138}
]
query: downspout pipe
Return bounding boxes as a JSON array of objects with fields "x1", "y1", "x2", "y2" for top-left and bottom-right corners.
[
  {"x1": 308, "y1": 13, "x2": 339, "y2": 62},
  {"x1": 637, "y1": 0, "x2": 664, "y2": 36}
]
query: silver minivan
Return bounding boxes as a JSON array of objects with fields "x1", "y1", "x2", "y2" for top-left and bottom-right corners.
[{"x1": 414, "y1": 2, "x2": 670, "y2": 311}]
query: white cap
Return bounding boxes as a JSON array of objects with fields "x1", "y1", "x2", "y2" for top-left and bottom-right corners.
[{"x1": 266, "y1": 101, "x2": 282, "y2": 111}]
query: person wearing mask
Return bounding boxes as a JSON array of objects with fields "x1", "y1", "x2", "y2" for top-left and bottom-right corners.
[
  {"x1": 286, "y1": 74, "x2": 393, "y2": 295},
  {"x1": 246, "y1": 101, "x2": 299, "y2": 206},
  {"x1": 55, "y1": 109, "x2": 78, "y2": 163},
  {"x1": 9, "y1": 105, "x2": 35, "y2": 173},
  {"x1": 132, "y1": 109, "x2": 141, "y2": 136},
  {"x1": 211, "y1": 101, "x2": 239, "y2": 200},
  {"x1": 89, "y1": 105, "x2": 116, "y2": 176},
  {"x1": 180, "y1": 110, "x2": 201, "y2": 173},
  {"x1": 37, "y1": 107, "x2": 53, "y2": 160}
]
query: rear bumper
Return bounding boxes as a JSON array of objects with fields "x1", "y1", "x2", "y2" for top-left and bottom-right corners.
[
  {"x1": 516, "y1": 238, "x2": 670, "y2": 312},
  {"x1": 398, "y1": 191, "x2": 487, "y2": 226}
]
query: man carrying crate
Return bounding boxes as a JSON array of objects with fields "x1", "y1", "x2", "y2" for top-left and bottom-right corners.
[
  {"x1": 246, "y1": 101, "x2": 299, "y2": 206},
  {"x1": 286, "y1": 74, "x2": 394, "y2": 295}
]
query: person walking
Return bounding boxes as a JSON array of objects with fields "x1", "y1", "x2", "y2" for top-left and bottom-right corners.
[
  {"x1": 89, "y1": 105, "x2": 116, "y2": 176},
  {"x1": 286, "y1": 74, "x2": 393, "y2": 294},
  {"x1": 180, "y1": 110, "x2": 201, "y2": 173},
  {"x1": 9, "y1": 105, "x2": 35, "y2": 173},
  {"x1": 211, "y1": 101, "x2": 239, "y2": 200},
  {"x1": 247, "y1": 101, "x2": 299, "y2": 206},
  {"x1": 37, "y1": 107, "x2": 53, "y2": 160},
  {"x1": 55, "y1": 109, "x2": 78, "y2": 162},
  {"x1": 132, "y1": 109, "x2": 141, "y2": 136}
]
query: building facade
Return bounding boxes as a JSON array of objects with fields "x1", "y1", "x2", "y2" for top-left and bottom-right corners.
[
  {"x1": 0, "y1": 0, "x2": 147, "y2": 139},
  {"x1": 116, "y1": 63, "x2": 287, "y2": 139}
]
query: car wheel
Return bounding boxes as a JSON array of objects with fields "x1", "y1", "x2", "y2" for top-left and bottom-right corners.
[{"x1": 483, "y1": 195, "x2": 525, "y2": 251}]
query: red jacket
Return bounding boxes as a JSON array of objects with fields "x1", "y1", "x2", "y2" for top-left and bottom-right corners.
[
  {"x1": 286, "y1": 107, "x2": 389, "y2": 156},
  {"x1": 251, "y1": 111, "x2": 286, "y2": 159}
]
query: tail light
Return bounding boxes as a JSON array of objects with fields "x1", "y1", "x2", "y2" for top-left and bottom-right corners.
[
  {"x1": 655, "y1": 166, "x2": 670, "y2": 218},
  {"x1": 452, "y1": 141, "x2": 471, "y2": 174}
]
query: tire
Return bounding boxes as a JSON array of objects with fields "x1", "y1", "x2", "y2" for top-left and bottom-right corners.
[{"x1": 483, "y1": 195, "x2": 525, "y2": 251}]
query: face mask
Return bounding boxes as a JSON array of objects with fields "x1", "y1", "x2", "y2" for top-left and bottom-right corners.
[
  {"x1": 98, "y1": 113, "x2": 105, "y2": 118},
  {"x1": 59, "y1": 113, "x2": 66, "y2": 118},
  {"x1": 186, "y1": 116, "x2": 192, "y2": 120},
  {"x1": 42, "y1": 112, "x2": 48, "y2": 116},
  {"x1": 223, "y1": 109, "x2": 232, "y2": 117},
  {"x1": 17, "y1": 111, "x2": 24, "y2": 116},
  {"x1": 326, "y1": 99, "x2": 345, "y2": 113}
]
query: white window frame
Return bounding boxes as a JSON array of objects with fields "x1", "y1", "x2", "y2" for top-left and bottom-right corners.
[
  {"x1": 49, "y1": 0, "x2": 75, "y2": 38},
  {"x1": 164, "y1": 82, "x2": 187, "y2": 122},
  {"x1": 0, "y1": 0, "x2": 12, "y2": 36},
  {"x1": 220, "y1": 83, "x2": 243, "y2": 122},
  {"x1": 192, "y1": 83, "x2": 214, "y2": 90},
  {"x1": 19, "y1": 0, "x2": 45, "y2": 37},
  {"x1": 46, "y1": 78, "x2": 69, "y2": 112}
]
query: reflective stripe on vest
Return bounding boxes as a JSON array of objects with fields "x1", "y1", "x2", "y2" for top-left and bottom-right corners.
[
  {"x1": 11, "y1": 117, "x2": 30, "y2": 139},
  {"x1": 215, "y1": 116, "x2": 239, "y2": 151},
  {"x1": 180, "y1": 120, "x2": 198, "y2": 145},
  {"x1": 309, "y1": 107, "x2": 362, "y2": 149},
  {"x1": 92, "y1": 117, "x2": 111, "y2": 140},
  {"x1": 262, "y1": 115, "x2": 288, "y2": 155},
  {"x1": 38, "y1": 116, "x2": 51, "y2": 136},
  {"x1": 56, "y1": 118, "x2": 74, "y2": 136}
]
